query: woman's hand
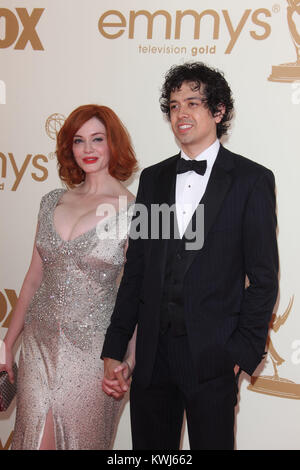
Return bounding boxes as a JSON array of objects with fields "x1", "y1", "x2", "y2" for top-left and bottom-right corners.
[{"x1": 102, "y1": 359, "x2": 133, "y2": 400}]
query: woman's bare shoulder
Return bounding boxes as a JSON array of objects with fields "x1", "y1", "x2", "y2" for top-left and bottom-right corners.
[{"x1": 116, "y1": 182, "x2": 135, "y2": 203}]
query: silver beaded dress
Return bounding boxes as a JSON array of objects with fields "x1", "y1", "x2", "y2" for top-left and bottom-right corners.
[{"x1": 12, "y1": 189, "x2": 133, "y2": 450}]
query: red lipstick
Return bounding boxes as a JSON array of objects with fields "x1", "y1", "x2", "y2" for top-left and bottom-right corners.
[{"x1": 83, "y1": 157, "x2": 98, "y2": 164}]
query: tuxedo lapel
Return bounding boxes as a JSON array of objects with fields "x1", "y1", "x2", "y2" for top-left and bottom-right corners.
[
  {"x1": 201, "y1": 146, "x2": 234, "y2": 241},
  {"x1": 153, "y1": 154, "x2": 179, "y2": 207},
  {"x1": 149, "y1": 154, "x2": 180, "y2": 284},
  {"x1": 181, "y1": 145, "x2": 235, "y2": 277}
]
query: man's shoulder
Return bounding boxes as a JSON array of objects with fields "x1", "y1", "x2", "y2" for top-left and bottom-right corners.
[
  {"x1": 140, "y1": 153, "x2": 179, "y2": 179},
  {"x1": 221, "y1": 146, "x2": 275, "y2": 179}
]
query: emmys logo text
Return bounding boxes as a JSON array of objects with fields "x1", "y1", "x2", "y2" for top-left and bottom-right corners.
[
  {"x1": 0, "y1": 80, "x2": 5, "y2": 104},
  {"x1": 0, "y1": 289, "x2": 17, "y2": 329},
  {"x1": 0, "y1": 7, "x2": 44, "y2": 50},
  {"x1": 0, "y1": 152, "x2": 49, "y2": 191},
  {"x1": 98, "y1": 8, "x2": 272, "y2": 54}
]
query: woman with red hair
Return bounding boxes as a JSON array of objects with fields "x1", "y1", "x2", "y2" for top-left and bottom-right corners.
[{"x1": 1, "y1": 105, "x2": 138, "y2": 449}]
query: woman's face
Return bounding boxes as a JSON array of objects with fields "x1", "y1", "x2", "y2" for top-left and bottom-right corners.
[{"x1": 72, "y1": 117, "x2": 110, "y2": 175}]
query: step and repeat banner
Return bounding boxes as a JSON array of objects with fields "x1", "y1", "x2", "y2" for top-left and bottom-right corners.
[{"x1": 1, "y1": 0, "x2": 300, "y2": 450}]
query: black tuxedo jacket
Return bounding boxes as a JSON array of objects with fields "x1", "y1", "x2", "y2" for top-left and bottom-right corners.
[{"x1": 102, "y1": 145, "x2": 279, "y2": 387}]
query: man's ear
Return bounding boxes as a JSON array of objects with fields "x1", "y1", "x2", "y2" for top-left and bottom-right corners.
[{"x1": 214, "y1": 104, "x2": 226, "y2": 123}]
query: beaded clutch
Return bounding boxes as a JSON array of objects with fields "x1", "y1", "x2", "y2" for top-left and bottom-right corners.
[{"x1": 0, "y1": 363, "x2": 18, "y2": 412}]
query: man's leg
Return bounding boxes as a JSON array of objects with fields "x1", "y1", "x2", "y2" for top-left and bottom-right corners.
[
  {"x1": 167, "y1": 335, "x2": 237, "y2": 450},
  {"x1": 130, "y1": 332, "x2": 185, "y2": 450},
  {"x1": 184, "y1": 372, "x2": 236, "y2": 450},
  {"x1": 130, "y1": 379, "x2": 184, "y2": 450}
]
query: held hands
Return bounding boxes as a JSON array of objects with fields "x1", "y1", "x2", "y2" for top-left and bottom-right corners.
[
  {"x1": 102, "y1": 358, "x2": 239, "y2": 399},
  {"x1": 102, "y1": 357, "x2": 133, "y2": 400},
  {"x1": 0, "y1": 341, "x2": 15, "y2": 384}
]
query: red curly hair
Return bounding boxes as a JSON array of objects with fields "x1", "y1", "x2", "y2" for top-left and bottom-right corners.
[{"x1": 56, "y1": 104, "x2": 138, "y2": 187}]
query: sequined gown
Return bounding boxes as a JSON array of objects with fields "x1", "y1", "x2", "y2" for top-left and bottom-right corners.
[{"x1": 12, "y1": 189, "x2": 133, "y2": 450}]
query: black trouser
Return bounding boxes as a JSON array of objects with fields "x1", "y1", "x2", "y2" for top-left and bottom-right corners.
[{"x1": 130, "y1": 330, "x2": 237, "y2": 450}]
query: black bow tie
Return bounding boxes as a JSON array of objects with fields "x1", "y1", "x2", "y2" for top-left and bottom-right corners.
[{"x1": 176, "y1": 158, "x2": 207, "y2": 176}]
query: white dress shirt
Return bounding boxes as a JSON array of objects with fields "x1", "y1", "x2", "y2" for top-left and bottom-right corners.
[{"x1": 175, "y1": 139, "x2": 220, "y2": 238}]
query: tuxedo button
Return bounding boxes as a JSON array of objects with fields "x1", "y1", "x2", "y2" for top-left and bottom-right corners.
[{"x1": 176, "y1": 253, "x2": 182, "y2": 260}]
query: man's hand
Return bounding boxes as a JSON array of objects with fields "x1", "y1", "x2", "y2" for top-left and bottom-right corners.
[
  {"x1": 102, "y1": 358, "x2": 131, "y2": 399},
  {"x1": 234, "y1": 364, "x2": 240, "y2": 376}
]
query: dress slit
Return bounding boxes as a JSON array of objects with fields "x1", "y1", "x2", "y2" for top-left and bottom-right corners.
[{"x1": 38, "y1": 408, "x2": 56, "y2": 450}]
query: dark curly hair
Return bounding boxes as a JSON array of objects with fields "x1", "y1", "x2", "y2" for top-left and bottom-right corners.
[
  {"x1": 56, "y1": 104, "x2": 138, "y2": 188},
  {"x1": 160, "y1": 62, "x2": 234, "y2": 138}
]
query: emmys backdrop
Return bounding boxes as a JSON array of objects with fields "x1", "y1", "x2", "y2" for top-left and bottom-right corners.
[{"x1": 1, "y1": 0, "x2": 300, "y2": 450}]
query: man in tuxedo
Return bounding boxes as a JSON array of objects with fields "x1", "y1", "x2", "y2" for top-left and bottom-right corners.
[{"x1": 101, "y1": 62, "x2": 279, "y2": 450}]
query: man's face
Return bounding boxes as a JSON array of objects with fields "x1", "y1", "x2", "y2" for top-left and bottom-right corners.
[{"x1": 169, "y1": 81, "x2": 224, "y2": 158}]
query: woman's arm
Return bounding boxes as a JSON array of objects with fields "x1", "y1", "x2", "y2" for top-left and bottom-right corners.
[{"x1": 0, "y1": 227, "x2": 43, "y2": 381}]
